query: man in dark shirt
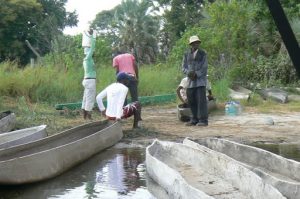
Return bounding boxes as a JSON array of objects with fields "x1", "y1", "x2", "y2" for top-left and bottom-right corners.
[{"x1": 182, "y1": 35, "x2": 208, "y2": 126}]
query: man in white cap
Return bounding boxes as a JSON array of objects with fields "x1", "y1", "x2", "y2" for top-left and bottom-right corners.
[{"x1": 182, "y1": 35, "x2": 208, "y2": 126}]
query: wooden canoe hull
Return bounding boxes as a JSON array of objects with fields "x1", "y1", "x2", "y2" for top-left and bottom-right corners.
[
  {"x1": 146, "y1": 140, "x2": 285, "y2": 199},
  {"x1": 229, "y1": 86, "x2": 252, "y2": 100},
  {"x1": 258, "y1": 88, "x2": 288, "y2": 103},
  {"x1": 0, "y1": 125, "x2": 47, "y2": 149},
  {"x1": 0, "y1": 111, "x2": 16, "y2": 133},
  {"x1": 0, "y1": 121, "x2": 122, "y2": 185},
  {"x1": 184, "y1": 138, "x2": 300, "y2": 199}
]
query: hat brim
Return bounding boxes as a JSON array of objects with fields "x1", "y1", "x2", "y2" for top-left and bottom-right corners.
[{"x1": 189, "y1": 40, "x2": 201, "y2": 45}]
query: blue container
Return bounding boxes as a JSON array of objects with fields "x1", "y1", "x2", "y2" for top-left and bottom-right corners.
[{"x1": 225, "y1": 101, "x2": 238, "y2": 116}]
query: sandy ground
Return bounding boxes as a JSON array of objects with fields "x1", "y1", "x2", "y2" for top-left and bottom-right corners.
[{"x1": 121, "y1": 104, "x2": 300, "y2": 145}]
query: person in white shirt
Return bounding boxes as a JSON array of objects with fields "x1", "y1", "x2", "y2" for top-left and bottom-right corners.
[
  {"x1": 96, "y1": 72, "x2": 141, "y2": 128},
  {"x1": 177, "y1": 77, "x2": 189, "y2": 105},
  {"x1": 177, "y1": 76, "x2": 214, "y2": 106}
]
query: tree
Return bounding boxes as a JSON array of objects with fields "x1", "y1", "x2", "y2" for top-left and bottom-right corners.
[
  {"x1": 151, "y1": 0, "x2": 210, "y2": 51},
  {"x1": 92, "y1": 0, "x2": 160, "y2": 64},
  {"x1": 92, "y1": 9, "x2": 119, "y2": 45},
  {"x1": 0, "y1": 0, "x2": 42, "y2": 63},
  {"x1": 0, "y1": 0, "x2": 78, "y2": 65}
]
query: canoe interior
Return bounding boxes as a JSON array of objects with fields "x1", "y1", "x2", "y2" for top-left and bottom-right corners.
[
  {"x1": 0, "y1": 125, "x2": 46, "y2": 145},
  {"x1": 193, "y1": 138, "x2": 300, "y2": 182},
  {"x1": 0, "y1": 121, "x2": 111, "y2": 162},
  {"x1": 148, "y1": 141, "x2": 284, "y2": 199}
]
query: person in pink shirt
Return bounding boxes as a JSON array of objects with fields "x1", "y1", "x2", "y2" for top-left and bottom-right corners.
[
  {"x1": 113, "y1": 51, "x2": 139, "y2": 102},
  {"x1": 113, "y1": 51, "x2": 142, "y2": 121}
]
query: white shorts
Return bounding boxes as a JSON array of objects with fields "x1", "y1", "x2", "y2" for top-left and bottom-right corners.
[{"x1": 82, "y1": 79, "x2": 96, "y2": 111}]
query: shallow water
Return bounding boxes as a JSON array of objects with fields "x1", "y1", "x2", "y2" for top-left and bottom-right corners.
[
  {"x1": 0, "y1": 141, "x2": 299, "y2": 199},
  {"x1": 0, "y1": 146, "x2": 156, "y2": 199}
]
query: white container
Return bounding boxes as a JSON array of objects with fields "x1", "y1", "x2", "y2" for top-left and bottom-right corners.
[{"x1": 82, "y1": 31, "x2": 93, "y2": 48}]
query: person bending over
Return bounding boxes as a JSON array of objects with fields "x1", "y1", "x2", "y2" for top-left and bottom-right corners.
[{"x1": 96, "y1": 72, "x2": 141, "y2": 128}]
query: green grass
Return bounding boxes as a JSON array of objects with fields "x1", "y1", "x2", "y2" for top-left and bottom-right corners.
[
  {"x1": 2, "y1": 61, "x2": 300, "y2": 116},
  {"x1": 212, "y1": 78, "x2": 230, "y2": 102},
  {"x1": 0, "y1": 62, "x2": 182, "y2": 104}
]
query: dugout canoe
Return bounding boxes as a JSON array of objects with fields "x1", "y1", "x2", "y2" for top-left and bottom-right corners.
[
  {"x1": 0, "y1": 120, "x2": 122, "y2": 185},
  {"x1": 258, "y1": 88, "x2": 288, "y2": 103},
  {"x1": 0, "y1": 111, "x2": 16, "y2": 133},
  {"x1": 146, "y1": 139, "x2": 285, "y2": 199},
  {"x1": 177, "y1": 99, "x2": 217, "y2": 122},
  {"x1": 184, "y1": 138, "x2": 300, "y2": 199},
  {"x1": 229, "y1": 86, "x2": 252, "y2": 100},
  {"x1": 0, "y1": 125, "x2": 47, "y2": 149}
]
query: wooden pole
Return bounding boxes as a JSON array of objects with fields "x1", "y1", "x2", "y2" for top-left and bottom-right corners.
[
  {"x1": 265, "y1": 0, "x2": 300, "y2": 77},
  {"x1": 25, "y1": 40, "x2": 42, "y2": 65}
]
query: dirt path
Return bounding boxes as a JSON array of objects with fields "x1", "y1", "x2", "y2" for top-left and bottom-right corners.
[{"x1": 122, "y1": 105, "x2": 300, "y2": 145}]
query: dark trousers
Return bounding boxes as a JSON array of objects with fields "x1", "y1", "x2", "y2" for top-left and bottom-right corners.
[
  {"x1": 128, "y1": 76, "x2": 138, "y2": 102},
  {"x1": 186, "y1": 86, "x2": 208, "y2": 124},
  {"x1": 124, "y1": 77, "x2": 138, "y2": 105},
  {"x1": 125, "y1": 76, "x2": 141, "y2": 120}
]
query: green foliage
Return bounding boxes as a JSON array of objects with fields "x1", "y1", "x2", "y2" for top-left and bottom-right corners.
[
  {"x1": 0, "y1": 62, "x2": 82, "y2": 103},
  {"x1": 1, "y1": 0, "x2": 300, "y2": 105},
  {"x1": 169, "y1": 0, "x2": 300, "y2": 86},
  {"x1": 151, "y1": 0, "x2": 207, "y2": 50},
  {"x1": 244, "y1": 93, "x2": 265, "y2": 107},
  {"x1": 92, "y1": 0, "x2": 160, "y2": 64},
  {"x1": 0, "y1": 61, "x2": 179, "y2": 104},
  {"x1": 43, "y1": 35, "x2": 112, "y2": 70},
  {"x1": 138, "y1": 64, "x2": 178, "y2": 96},
  {"x1": 0, "y1": 0, "x2": 78, "y2": 65},
  {"x1": 0, "y1": 0, "x2": 42, "y2": 63},
  {"x1": 212, "y1": 78, "x2": 230, "y2": 102}
]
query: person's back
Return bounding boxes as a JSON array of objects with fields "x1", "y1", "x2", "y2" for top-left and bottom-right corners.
[
  {"x1": 106, "y1": 83, "x2": 128, "y2": 118},
  {"x1": 96, "y1": 72, "x2": 141, "y2": 128},
  {"x1": 98, "y1": 82, "x2": 128, "y2": 119},
  {"x1": 112, "y1": 52, "x2": 140, "y2": 105},
  {"x1": 113, "y1": 53, "x2": 136, "y2": 75}
]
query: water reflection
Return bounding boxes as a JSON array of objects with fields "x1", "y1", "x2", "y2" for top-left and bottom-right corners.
[{"x1": 0, "y1": 147, "x2": 156, "y2": 199}]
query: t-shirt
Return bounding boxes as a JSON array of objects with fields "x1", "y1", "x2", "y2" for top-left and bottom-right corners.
[
  {"x1": 83, "y1": 36, "x2": 96, "y2": 79},
  {"x1": 96, "y1": 83, "x2": 128, "y2": 119},
  {"x1": 113, "y1": 53, "x2": 136, "y2": 75},
  {"x1": 178, "y1": 76, "x2": 212, "y2": 101},
  {"x1": 179, "y1": 77, "x2": 188, "y2": 102}
]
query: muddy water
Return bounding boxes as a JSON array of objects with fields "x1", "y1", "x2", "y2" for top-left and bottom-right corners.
[{"x1": 0, "y1": 146, "x2": 156, "y2": 199}]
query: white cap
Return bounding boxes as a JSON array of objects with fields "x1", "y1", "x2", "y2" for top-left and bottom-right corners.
[{"x1": 189, "y1": 35, "x2": 201, "y2": 44}]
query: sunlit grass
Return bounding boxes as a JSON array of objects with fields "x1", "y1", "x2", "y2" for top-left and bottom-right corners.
[
  {"x1": 0, "y1": 62, "x2": 181, "y2": 104},
  {"x1": 2, "y1": 61, "x2": 300, "y2": 118}
]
